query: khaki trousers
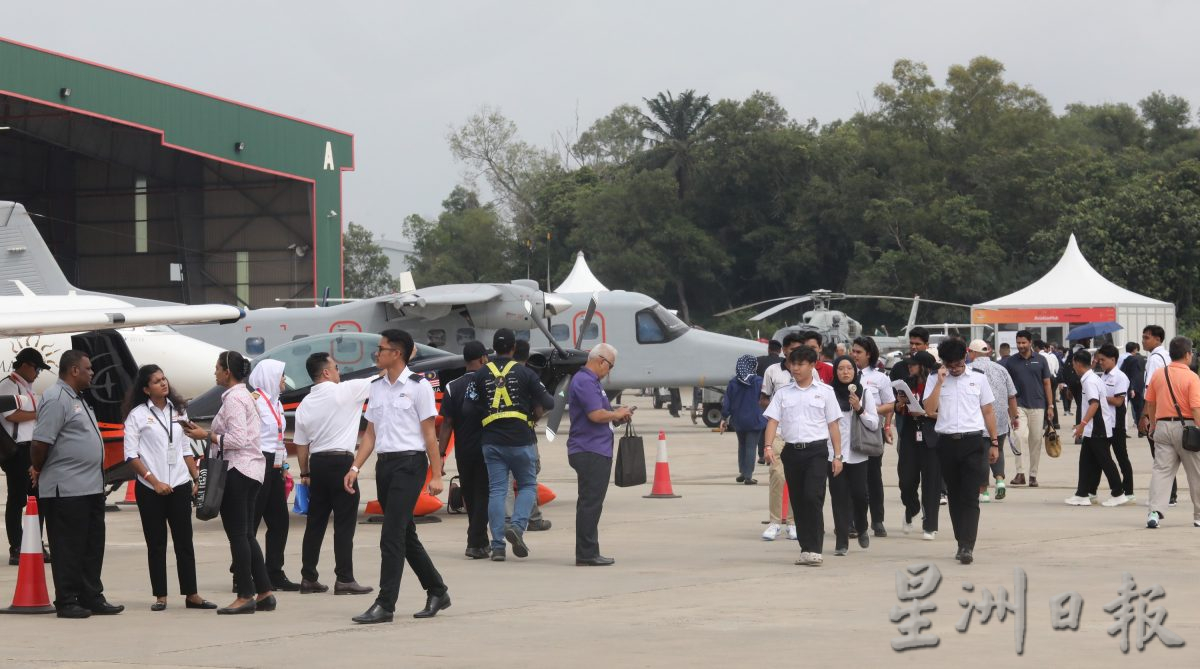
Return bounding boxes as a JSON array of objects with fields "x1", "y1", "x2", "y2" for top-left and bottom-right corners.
[
  {"x1": 1149, "y1": 420, "x2": 1200, "y2": 520},
  {"x1": 1013, "y1": 406, "x2": 1045, "y2": 476},
  {"x1": 768, "y1": 455, "x2": 793, "y2": 525}
]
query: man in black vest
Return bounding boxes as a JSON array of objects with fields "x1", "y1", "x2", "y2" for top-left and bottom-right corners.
[{"x1": 472, "y1": 329, "x2": 555, "y2": 561}]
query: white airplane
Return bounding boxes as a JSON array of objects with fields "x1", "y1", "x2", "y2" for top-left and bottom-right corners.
[{"x1": 1, "y1": 201, "x2": 244, "y2": 402}]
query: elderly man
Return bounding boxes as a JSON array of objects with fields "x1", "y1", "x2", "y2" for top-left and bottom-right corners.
[
  {"x1": 31, "y1": 351, "x2": 124, "y2": 618},
  {"x1": 1140, "y1": 336, "x2": 1200, "y2": 529},
  {"x1": 967, "y1": 340, "x2": 1018, "y2": 502},
  {"x1": 567, "y1": 343, "x2": 632, "y2": 566}
]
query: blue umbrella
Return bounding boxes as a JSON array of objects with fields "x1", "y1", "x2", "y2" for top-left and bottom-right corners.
[{"x1": 1066, "y1": 321, "x2": 1123, "y2": 341}]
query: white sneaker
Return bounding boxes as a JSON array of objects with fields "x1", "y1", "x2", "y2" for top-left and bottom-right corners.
[
  {"x1": 1102, "y1": 494, "x2": 1129, "y2": 507},
  {"x1": 1147, "y1": 512, "x2": 1161, "y2": 529},
  {"x1": 902, "y1": 520, "x2": 914, "y2": 534},
  {"x1": 786, "y1": 524, "x2": 797, "y2": 541},
  {"x1": 980, "y1": 492, "x2": 991, "y2": 503},
  {"x1": 1065, "y1": 496, "x2": 1093, "y2": 506},
  {"x1": 807, "y1": 553, "x2": 823, "y2": 566},
  {"x1": 762, "y1": 523, "x2": 782, "y2": 541},
  {"x1": 1126, "y1": 495, "x2": 1136, "y2": 505},
  {"x1": 794, "y1": 551, "x2": 812, "y2": 565},
  {"x1": 922, "y1": 531, "x2": 936, "y2": 541},
  {"x1": 939, "y1": 494, "x2": 948, "y2": 506}
]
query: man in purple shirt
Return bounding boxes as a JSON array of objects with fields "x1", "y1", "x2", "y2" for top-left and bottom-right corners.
[{"x1": 567, "y1": 343, "x2": 632, "y2": 566}]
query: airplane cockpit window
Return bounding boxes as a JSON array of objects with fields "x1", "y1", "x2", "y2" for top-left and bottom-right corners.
[
  {"x1": 456, "y1": 328, "x2": 476, "y2": 345},
  {"x1": 635, "y1": 305, "x2": 689, "y2": 344},
  {"x1": 550, "y1": 323, "x2": 570, "y2": 342}
]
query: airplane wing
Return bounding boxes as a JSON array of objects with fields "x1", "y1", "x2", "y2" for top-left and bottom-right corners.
[
  {"x1": 0, "y1": 304, "x2": 245, "y2": 337},
  {"x1": 388, "y1": 284, "x2": 503, "y2": 308}
]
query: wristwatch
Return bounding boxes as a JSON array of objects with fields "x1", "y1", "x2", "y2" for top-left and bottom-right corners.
[{"x1": 349, "y1": 465, "x2": 360, "y2": 474}]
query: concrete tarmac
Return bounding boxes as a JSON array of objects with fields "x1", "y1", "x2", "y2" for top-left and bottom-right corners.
[{"x1": 1, "y1": 394, "x2": 1197, "y2": 668}]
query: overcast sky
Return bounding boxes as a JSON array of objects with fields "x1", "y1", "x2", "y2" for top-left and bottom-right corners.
[{"x1": 8, "y1": 1, "x2": 1200, "y2": 240}]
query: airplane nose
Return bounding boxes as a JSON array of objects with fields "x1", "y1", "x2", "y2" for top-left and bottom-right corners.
[{"x1": 544, "y1": 293, "x2": 573, "y2": 316}]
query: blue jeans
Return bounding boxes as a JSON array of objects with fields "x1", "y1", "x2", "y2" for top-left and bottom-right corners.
[
  {"x1": 735, "y1": 431, "x2": 757, "y2": 481},
  {"x1": 483, "y1": 444, "x2": 539, "y2": 550}
]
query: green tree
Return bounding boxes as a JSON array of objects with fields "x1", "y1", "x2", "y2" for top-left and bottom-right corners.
[
  {"x1": 342, "y1": 222, "x2": 400, "y2": 298},
  {"x1": 402, "y1": 187, "x2": 518, "y2": 285},
  {"x1": 573, "y1": 104, "x2": 647, "y2": 167},
  {"x1": 639, "y1": 89, "x2": 715, "y2": 199}
]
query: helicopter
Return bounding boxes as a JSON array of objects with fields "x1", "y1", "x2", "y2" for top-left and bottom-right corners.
[{"x1": 716, "y1": 289, "x2": 971, "y2": 352}]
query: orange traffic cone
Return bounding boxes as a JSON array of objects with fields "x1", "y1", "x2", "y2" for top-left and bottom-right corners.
[
  {"x1": 362, "y1": 466, "x2": 445, "y2": 524},
  {"x1": 117, "y1": 481, "x2": 137, "y2": 505},
  {"x1": 0, "y1": 497, "x2": 55, "y2": 614},
  {"x1": 644, "y1": 431, "x2": 681, "y2": 499}
]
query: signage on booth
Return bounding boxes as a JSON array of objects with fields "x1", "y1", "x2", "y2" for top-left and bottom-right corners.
[{"x1": 971, "y1": 307, "x2": 1117, "y2": 324}]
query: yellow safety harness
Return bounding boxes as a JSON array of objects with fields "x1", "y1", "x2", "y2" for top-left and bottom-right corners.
[{"x1": 481, "y1": 361, "x2": 529, "y2": 426}]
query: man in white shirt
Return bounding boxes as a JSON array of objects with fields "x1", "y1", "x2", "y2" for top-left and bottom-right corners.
[
  {"x1": 923, "y1": 339, "x2": 999, "y2": 566},
  {"x1": 0, "y1": 348, "x2": 50, "y2": 565},
  {"x1": 293, "y1": 352, "x2": 375, "y2": 596},
  {"x1": 1065, "y1": 349, "x2": 1127, "y2": 507},
  {"x1": 1140, "y1": 324, "x2": 1177, "y2": 506},
  {"x1": 344, "y1": 330, "x2": 449, "y2": 624},
  {"x1": 762, "y1": 346, "x2": 843, "y2": 567},
  {"x1": 758, "y1": 333, "x2": 803, "y2": 541},
  {"x1": 1095, "y1": 344, "x2": 1134, "y2": 502},
  {"x1": 850, "y1": 336, "x2": 896, "y2": 537}
]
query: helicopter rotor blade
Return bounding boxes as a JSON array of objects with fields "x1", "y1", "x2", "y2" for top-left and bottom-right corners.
[
  {"x1": 713, "y1": 296, "x2": 811, "y2": 318},
  {"x1": 749, "y1": 296, "x2": 814, "y2": 322}
]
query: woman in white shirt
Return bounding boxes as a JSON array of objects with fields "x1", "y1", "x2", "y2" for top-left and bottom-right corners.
[
  {"x1": 828, "y1": 356, "x2": 879, "y2": 556},
  {"x1": 122, "y1": 365, "x2": 216, "y2": 612},
  {"x1": 243, "y1": 360, "x2": 297, "y2": 591}
]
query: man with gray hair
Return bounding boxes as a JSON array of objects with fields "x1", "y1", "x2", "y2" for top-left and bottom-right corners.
[{"x1": 567, "y1": 343, "x2": 632, "y2": 566}]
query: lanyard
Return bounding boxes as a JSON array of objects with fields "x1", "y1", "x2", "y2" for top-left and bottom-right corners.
[
  {"x1": 148, "y1": 401, "x2": 174, "y2": 444},
  {"x1": 256, "y1": 388, "x2": 285, "y2": 442}
]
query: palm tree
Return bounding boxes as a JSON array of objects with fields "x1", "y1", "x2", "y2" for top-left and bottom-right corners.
[{"x1": 639, "y1": 89, "x2": 714, "y2": 199}]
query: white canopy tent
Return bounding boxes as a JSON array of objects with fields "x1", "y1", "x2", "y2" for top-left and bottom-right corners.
[
  {"x1": 971, "y1": 234, "x2": 1175, "y2": 348},
  {"x1": 555, "y1": 251, "x2": 609, "y2": 293}
]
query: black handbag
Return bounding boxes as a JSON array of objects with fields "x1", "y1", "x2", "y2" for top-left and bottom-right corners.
[
  {"x1": 1161, "y1": 367, "x2": 1200, "y2": 452},
  {"x1": 446, "y1": 475, "x2": 464, "y2": 514},
  {"x1": 0, "y1": 395, "x2": 23, "y2": 464},
  {"x1": 195, "y1": 436, "x2": 229, "y2": 521},
  {"x1": 614, "y1": 423, "x2": 647, "y2": 487}
]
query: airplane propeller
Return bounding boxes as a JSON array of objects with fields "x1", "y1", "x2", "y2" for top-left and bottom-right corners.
[{"x1": 531, "y1": 293, "x2": 598, "y2": 442}]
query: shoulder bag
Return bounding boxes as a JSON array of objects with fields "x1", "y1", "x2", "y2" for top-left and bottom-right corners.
[
  {"x1": 195, "y1": 436, "x2": 229, "y2": 520},
  {"x1": 1161, "y1": 367, "x2": 1200, "y2": 452},
  {"x1": 851, "y1": 411, "x2": 885, "y2": 457},
  {"x1": 614, "y1": 422, "x2": 647, "y2": 487}
]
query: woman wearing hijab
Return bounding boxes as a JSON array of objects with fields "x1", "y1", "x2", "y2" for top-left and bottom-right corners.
[
  {"x1": 122, "y1": 365, "x2": 216, "y2": 611},
  {"x1": 829, "y1": 356, "x2": 878, "y2": 556},
  {"x1": 184, "y1": 351, "x2": 275, "y2": 614},
  {"x1": 720, "y1": 355, "x2": 768, "y2": 485},
  {"x1": 244, "y1": 360, "x2": 298, "y2": 591}
]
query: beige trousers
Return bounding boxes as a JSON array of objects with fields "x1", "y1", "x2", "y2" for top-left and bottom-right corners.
[
  {"x1": 768, "y1": 456, "x2": 793, "y2": 525},
  {"x1": 1149, "y1": 420, "x2": 1200, "y2": 520},
  {"x1": 1012, "y1": 406, "x2": 1045, "y2": 476}
]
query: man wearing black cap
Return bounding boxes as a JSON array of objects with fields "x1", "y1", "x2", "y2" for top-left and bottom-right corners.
[
  {"x1": 437, "y1": 341, "x2": 491, "y2": 559},
  {"x1": 471, "y1": 329, "x2": 555, "y2": 561},
  {"x1": 1, "y1": 348, "x2": 52, "y2": 566}
]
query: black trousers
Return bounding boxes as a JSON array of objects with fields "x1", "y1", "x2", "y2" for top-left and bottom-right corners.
[
  {"x1": 375, "y1": 453, "x2": 446, "y2": 613},
  {"x1": 252, "y1": 462, "x2": 290, "y2": 581},
  {"x1": 301, "y1": 453, "x2": 359, "y2": 583},
  {"x1": 829, "y1": 460, "x2": 868, "y2": 550},
  {"x1": 1077, "y1": 436, "x2": 1122, "y2": 498},
  {"x1": 2, "y1": 442, "x2": 42, "y2": 552},
  {"x1": 866, "y1": 454, "x2": 885, "y2": 527},
  {"x1": 455, "y1": 447, "x2": 490, "y2": 550},
  {"x1": 897, "y1": 430, "x2": 940, "y2": 532},
  {"x1": 1148, "y1": 436, "x2": 1179, "y2": 501},
  {"x1": 221, "y1": 468, "x2": 271, "y2": 599},
  {"x1": 135, "y1": 481, "x2": 198, "y2": 597},
  {"x1": 42, "y1": 493, "x2": 106, "y2": 609},
  {"x1": 1109, "y1": 432, "x2": 1135, "y2": 497},
  {"x1": 936, "y1": 435, "x2": 987, "y2": 551},
  {"x1": 569, "y1": 451, "x2": 612, "y2": 560},
  {"x1": 780, "y1": 444, "x2": 828, "y2": 555}
]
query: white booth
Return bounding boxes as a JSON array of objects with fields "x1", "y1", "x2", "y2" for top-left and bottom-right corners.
[{"x1": 972, "y1": 235, "x2": 1175, "y2": 348}]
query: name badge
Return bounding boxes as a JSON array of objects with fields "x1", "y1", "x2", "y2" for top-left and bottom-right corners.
[{"x1": 73, "y1": 403, "x2": 82, "y2": 414}]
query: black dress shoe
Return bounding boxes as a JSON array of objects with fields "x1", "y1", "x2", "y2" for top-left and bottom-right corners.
[
  {"x1": 872, "y1": 523, "x2": 887, "y2": 538},
  {"x1": 352, "y1": 603, "x2": 394, "y2": 624},
  {"x1": 255, "y1": 595, "x2": 277, "y2": 612},
  {"x1": 89, "y1": 600, "x2": 124, "y2": 615},
  {"x1": 575, "y1": 556, "x2": 615, "y2": 566},
  {"x1": 736, "y1": 475, "x2": 745, "y2": 483},
  {"x1": 335, "y1": 580, "x2": 374, "y2": 595},
  {"x1": 56, "y1": 604, "x2": 91, "y2": 619},
  {"x1": 217, "y1": 600, "x2": 256, "y2": 615},
  {"x1": 413, "y1": 591, "x2": 451, "y2": 618},
  {"x1": 150, "y1": 601, "x2": 167, "y2": 612},
  {"x1": 743, "y1": 478, "x2": 758, "y2": 485},
  {"x1": 958, "y1": 548, "x2": 974, "y2": 565},
  {"x1": 272, "y1": 576, "x2": 301, "y2": 592},
  {"x1": 465, "y1": 546, "x2": 490, "y2": 560},
  {"x1": 8, "y1": 548, "x2": 17, "y2": 566},
  {"x1": 858, "y1": 533, "x2": 870, "y2": 549},
  {"x1": 300, "y1": 579, "x2": 329, "y2": 594},
  {"x1": 185, "y1": 598, "x2": 217, "y2": 610}
]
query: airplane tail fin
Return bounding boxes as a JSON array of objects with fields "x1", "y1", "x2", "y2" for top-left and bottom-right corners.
[
  {"x1": 399, "y1": 271, "x2": 416, "y2": 294},
  {"x1": 0, "y1": 202, "x2": 74, "y2": 296}
]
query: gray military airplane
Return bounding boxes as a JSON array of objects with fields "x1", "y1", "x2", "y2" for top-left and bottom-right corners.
[{"x1": 181, "y1": 276, "x2": 762, "y2": 393}]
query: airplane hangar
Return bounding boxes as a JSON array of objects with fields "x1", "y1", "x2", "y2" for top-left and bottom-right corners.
[{"x1": 0, "y1": 37, "x2": 353, "y2": 307}]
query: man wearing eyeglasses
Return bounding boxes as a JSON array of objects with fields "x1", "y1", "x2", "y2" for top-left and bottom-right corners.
[
  {"x1": 470, "y1": 329, "x2": 555, "y2": 561},
  {"x1": 567, "y1": 344, "x2": 632, "y2": 566}
]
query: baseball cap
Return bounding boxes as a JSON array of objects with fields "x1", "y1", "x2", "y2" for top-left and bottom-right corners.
[
  {"x1": 493, "y1": 328, "x2": 516, "y2": 352},
  {"x1": 906, "y1": 351, "x2": 938, "y2": 370},
  {"x1": 462, "y1": 341, "x2": 488, "y2": 363},
  {"x1": 14, "y1": 348, "x2": 51, "y2": 371},
  {"x1": 968, "y1": 339, "x2": 991, "y2": 354}
]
